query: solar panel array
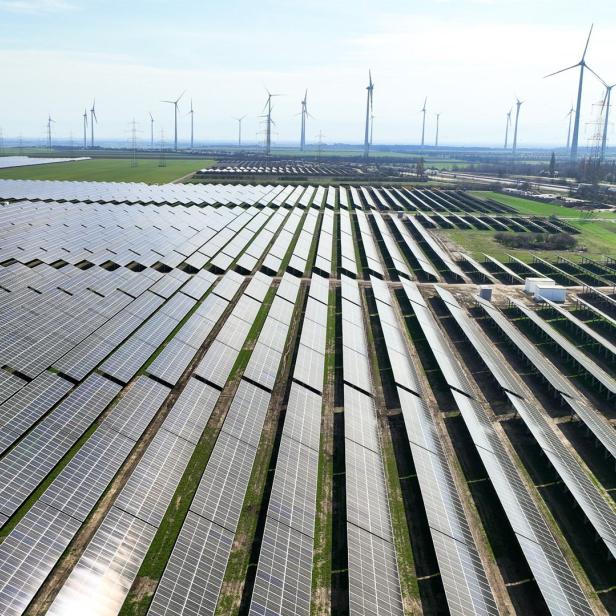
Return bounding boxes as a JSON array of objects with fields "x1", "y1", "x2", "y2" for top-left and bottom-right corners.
[
  {"x1": 341, "y1": 276, "x2": 404, "y2": 616},
  {"x1": 371, "y1": 280, "x2": 499, "y2": 615},
  {"x1": 408, "y1": 284, "x2": 595, "y2": 615},
  {"x1": 0, "y1": 179, "x2": 609, "y2": 616}
]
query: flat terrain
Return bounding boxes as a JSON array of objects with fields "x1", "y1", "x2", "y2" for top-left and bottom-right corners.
[
  {"x1": 472, "y1": 191, "x2": 616, "y2": 219},
  {"x1": 442, "y1": 192, "x2": 616, "y2": 262},
  {"x1": 0, "y1": 157, "x2": 215, "y2": 183}
]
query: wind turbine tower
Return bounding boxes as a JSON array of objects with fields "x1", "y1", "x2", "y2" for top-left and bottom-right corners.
[
  {"x1": 435, "y1": 113, "x2": 441, "y2": 147},
  {"x1": 46, "y1": 114, "x2": 55, "y2": 150},
  {"x1": 90, "y1": 99, "x2": 97, "y2": 148},
  {"x1": 82, "y1": 109, "x2": 88, "y2": 149},
  {"x1": 420, "y1": 97, "x2": 427, "y2": 147},
  {"x1": 565, "y1": 105, "x2": 575, "y2": 150},
  {"x1": 545, "y1": 25, "x2": 598, "y2": 162},
  {"x1": 236, "y1": 115, "x2": 246, "y2": 147},
  {"x1": 262, "y1": 90, "x2": 280, "y2": 156},
  {"x1": 363, "y1": 70, "x2": 374, "y2": 159},
  {"x1": 188, "y1": 100, "x2": 195, "y2": 149},
  {"x1": 370, "y1": 113, "x2": 375, "y2": 146},
  {"x1": 149, "y1": 113, "x2": 154, "y2": 149},
  {"x1": 300, "y1": 90, "x2": 308, "y2": 151},
  {"x1": 512, "y1": 99, "x2": 523, "y2": 156},
  {"x1": 162, "y1": 91, "x2": 185, "y2": 152},
  {"x1": 600, "y1": 83, "x2": 615, "y2": 161},
  {"x1": 504, "y1": 109, "x2": 512, "y2": 148}
]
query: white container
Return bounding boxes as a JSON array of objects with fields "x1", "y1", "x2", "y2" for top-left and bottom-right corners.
[
  {"x1": 478, "y1": 286, "x2": 492, "y2": 301},
  {"x1": 524, "y1": 277, "x2": 555, "y2": 295},
  {"x1": 534, "y1": 285, "x2": 566, "y2": 303}
]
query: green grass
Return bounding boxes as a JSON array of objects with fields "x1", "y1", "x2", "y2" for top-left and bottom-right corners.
[
  {"x1": 0, "y1": 157, "x2": 215, "y2": 183},
  {"x1": 472, "y1": 191, "x2": 616, "y2": 219},
  {"x1": 440, "y1": 219, "x2": 616, "y2": 263}
]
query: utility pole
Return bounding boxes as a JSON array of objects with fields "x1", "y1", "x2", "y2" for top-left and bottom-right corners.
[
  {"x1": 158, "y1": 129, "x2": 167, "y2": 167},
  {"x1": 316, "y1": 130, "x2": 324, "y2": 161},
  {"x1": 130, "y1": 118, "x2": 138, "y2": 167}
]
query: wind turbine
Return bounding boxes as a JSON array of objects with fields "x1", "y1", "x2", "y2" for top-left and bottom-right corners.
[
  {"x1": 512, "y1": 98, "x2": 523, "y2": 156},
  {"x1": 187, "y1": 99, "x2": 195, "y2": 148},
  {"x1": 600, "y1": 83, "x2": 615, "y2": 161},
  {"x1": 504, "y1": 109, "x2": 512, "y2": 149},
  {"x1": 370, "y1": 113, "x2": 375, "y2": 146},
  {"x1": 162, "y1": 91, "x2": 185, "y2": 151},
  {"x1": 420, "y1": 97, "x2": 428, "y2": 148},
  {"x1": 363, "y1": 70, "x2": 374, "y2": 159},
  {"x1": 235, "y1": 115, "x2": 246, "y2": 147},
  {"x1": 565, "y1": 105, "x2": 575, "y2": 150},
  {"x1": 544, "y1": 25, "x2": 600, "y2": 162},
  {"x1": 149, "y1": 113, "x2": 154, "y2": 149},
  {"x1": 435, "y1": 113, "x2": 441, "y2": 147},
  {"x1": 262, "y1": 90, "x2": 280, "y2": 156},
  {"x1": 82, "y1": 109, "x2": 88, "y2": 149},
  {"x1": 89, "y1": 99, "x2": 97, "y2": 148},
  {"x1": 300, "y1": 90, "x2": 311, "y2": 151},
  {"x1": 46, "y1": 114, "x2": 55, "y2": 150}
]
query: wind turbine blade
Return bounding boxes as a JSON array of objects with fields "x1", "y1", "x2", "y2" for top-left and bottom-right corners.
[
  {"x1": 585, "y1": 64, "x2": 606, "y2": 86},
  {"x1": 581, "y1": 23, "x2": 593, "y2": 61},
  {"x1": 544, "y1": 63, "x2": 580, "y2": 78},
  {"x1": 176, "y1": 90, "x2": 186, "y2": 104}
]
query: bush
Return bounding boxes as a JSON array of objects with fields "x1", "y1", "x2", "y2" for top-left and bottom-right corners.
[{"x1": 494, "y1": 232, "x2": 577, "y2": 251}]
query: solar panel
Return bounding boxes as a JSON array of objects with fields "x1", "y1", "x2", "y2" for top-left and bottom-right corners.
[
  {"x1": 0, "y1": 369, "x2": 26, "y2": 405},
  {"x1": 0, "y1": 371, "x2": 73, "y2": 455},
  {"x1": 267, "y1": 436, "x2": 318, "y2": 537},
  {"x1": 346, "y1": 523, "x2": 404, "y2": 616},
  {"x1": 0, "y1": 373, "x2": 121, "y2": 517},
  {"x1": 174, "y1": 313, "x2": 216, "y2": 349},
  {"x1": 283, "y1": 383, "x2": 322, "y2": 452},
  {"x1": 194, "y1": 340, "x2": 238, "y2": 388},
  {"x1": 345, "y1": 438, "x2": 393, "y2": 541},
  {"x1": 190, "y1": 430, "x2": 256, "y2": 532},
  {"x1": 99, "y1": 336, "x2": 158, "y2": 384},
  {"x1": 244, "y1": 271, "x2": 273, "y2": 302},
  {"x1": 115, "y1": 429, "x2": 195, "y2": 527},
  {"x1": 147, "y1": 513, "x2": 233, "y2": 616},
  {"x1": 249, "y1": 517, "x2": 314, "y2": 616},
  {"x1": 162, "y1": 377, "x2": 219, "y2": 444},
  {"x1": 343, "y1": 384, "x2": 380, "y2": 453},
  {"x1": 221, "y1": 380, "x2": 271, "y2": 448},
  {"x1": 103, "y1": 376, "x2": 169, "y2": 440},
  {"x1": 243, "y1": 341, "x2": 282, "y2": 391},
  {"x1": 147, "y1": 339, "x2": 198, "y2": 386},
  {"x1": 47, "y1": 507, "x2": 158, "y2": 616},
  {"x1": 293, "y1": 344, "x2": 325, "y2": 393},
  {"x1": 0, "y1": 502, "x2": 83, "y2": 616},
  {"x1": 41, "y1": 425, "x2": 134, "y2": 521}
]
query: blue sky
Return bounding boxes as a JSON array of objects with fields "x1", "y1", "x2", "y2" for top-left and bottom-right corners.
[{"x1": 1, "y1": 0, "x2": 615, "y2": 147}]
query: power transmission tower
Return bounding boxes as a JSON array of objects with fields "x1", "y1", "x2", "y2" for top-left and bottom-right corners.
[
  {"x1": 316, "y1": 131, "x2": 324, "y2": 161},
  {"x1": 130, "y1": 119, "x2": 139, "y2": 168},
  {"x1": 158, "y1": 130, "x2": 167, "y2": 168}
]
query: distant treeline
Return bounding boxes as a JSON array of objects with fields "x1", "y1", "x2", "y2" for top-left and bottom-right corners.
[{"x1": 495, "y1": 232, "x2": 577, "y2": 250}]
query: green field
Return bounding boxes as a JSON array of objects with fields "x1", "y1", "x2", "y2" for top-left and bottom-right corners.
[
  {"x1": 0, "y1": 158, "x2": 215, "y2": 183},
  {"x1": 471, "y1": 191, "x2": 616, "y2": 219},
  {"x1": 440, "y1": 219, "x2": 616, "y2": 263}
]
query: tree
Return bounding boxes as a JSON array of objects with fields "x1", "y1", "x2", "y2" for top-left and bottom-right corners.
[{"x1": 549, "y1": 152, "x2": 556, "y2": 178}]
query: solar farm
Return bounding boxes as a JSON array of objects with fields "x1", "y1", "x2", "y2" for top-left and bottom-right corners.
[
  {"x1": 0, "y1": 179, "x2": 614, "y2": 616},
  {"x1": 195, "y1": 160, "x2": 368, "y2": 180}
]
